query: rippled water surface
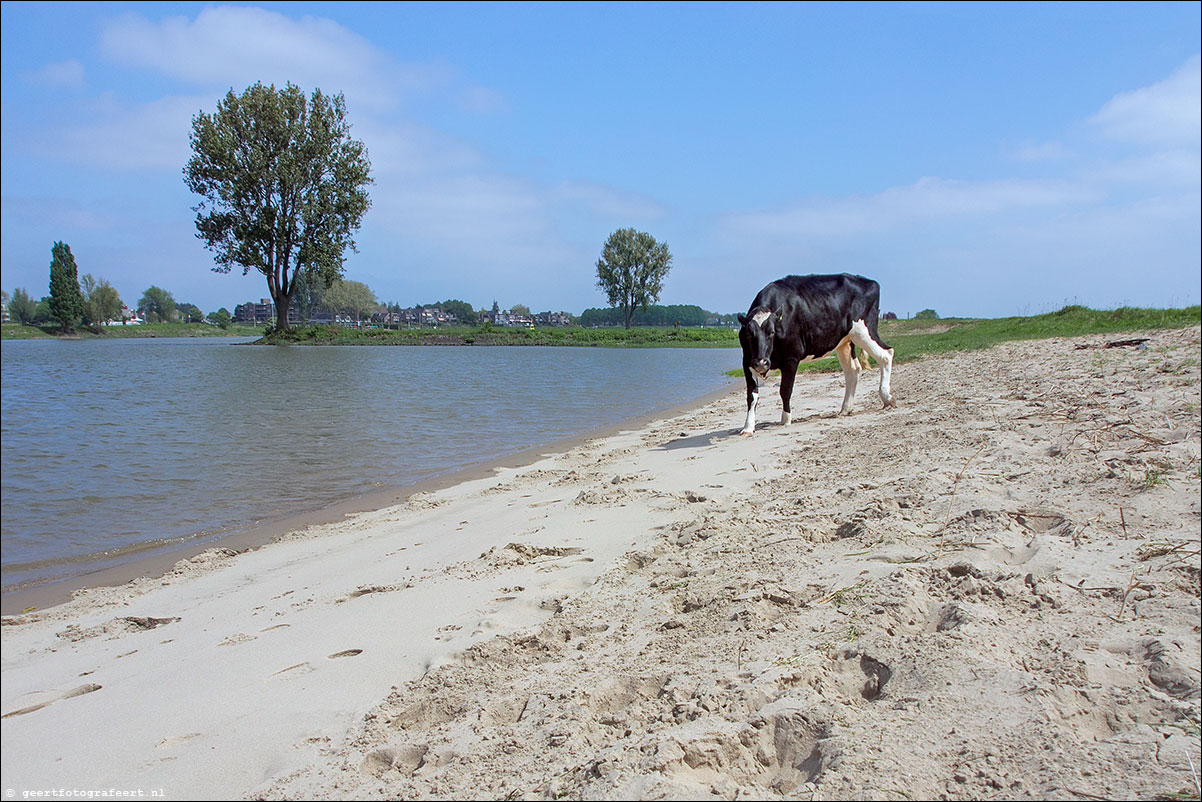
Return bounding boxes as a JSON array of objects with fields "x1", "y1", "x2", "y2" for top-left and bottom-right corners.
[{"x1": 1, "y1": 338, "x2": 739, "y2": 590}]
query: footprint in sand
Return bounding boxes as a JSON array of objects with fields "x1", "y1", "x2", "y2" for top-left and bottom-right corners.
[
  {"x1": 271, "y1": 662, "x2": 314, "y2": 678},
  {"x1": 328, "y1": 649, "x2": 363, "y2": 659},
  {"x1": 2, "y1": 683, "x2": 102, "y2": 718},
  {"x1": 156, "y1": 732, "x2": 204, "y2": 749}
]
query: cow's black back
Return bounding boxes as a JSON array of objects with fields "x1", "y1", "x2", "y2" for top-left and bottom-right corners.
[{"x1": 747, "y1": 273, "x2": 888, "y2": 365}]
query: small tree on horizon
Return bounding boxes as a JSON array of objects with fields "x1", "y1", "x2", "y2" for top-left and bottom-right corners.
[
  {"x1": 184, "y1": 82, "x2": 373, "y2": 332},
  {"x1": 323, "y1": 278, "x2": 378, "y2": 325},
  {"x1": 8, "y1": 288, "x2": 36, "y2": 325},
  {"x1": 80, "y1": 273, "x2": 123, "y2": 331},
  {"x1": 139, "y1": 286, "x2": 176, "y2": 323},
  {"x1": 595, "y1": 228, "x2": 673, "y2": 329},
  {"x1": 48, "y1": 241, "x2": 85, "y2": 332}
]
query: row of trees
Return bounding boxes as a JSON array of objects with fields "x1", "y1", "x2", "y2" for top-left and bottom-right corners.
[
  {"x1": 3, "y1": 241, "x2": 227, "y2": 332},
  {"x1": 579, "y1": 304, "x2": 713, "y2": 328}
]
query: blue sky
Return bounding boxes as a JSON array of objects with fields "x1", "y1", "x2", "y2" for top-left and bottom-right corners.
[{"x1": 2, "y1": 1, "x2": 1199, "y2": 318}]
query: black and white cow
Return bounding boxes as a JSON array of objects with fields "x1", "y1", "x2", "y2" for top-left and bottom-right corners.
[{"x1": 737, "y1": 273, "x2": 895, "y2": 435}]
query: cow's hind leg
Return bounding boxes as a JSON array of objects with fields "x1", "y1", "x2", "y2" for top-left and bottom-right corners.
[
  {"x1": 835, "y1": 339, "x2": 860, "y2": 415},
  {"x1": 849, "y1": 319, "x2": 896, "y2": 408}
]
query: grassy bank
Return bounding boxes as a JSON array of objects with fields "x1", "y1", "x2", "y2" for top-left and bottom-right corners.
[
  {"x1": 261, "y1": 324, "x2": 739, "y2": 347},
  {"x1": 1, "y1": 322, "x2": 266, "y2": 340},
  {"x1": 726, "y1": 304, "x2": 1201, "y2": 376}
]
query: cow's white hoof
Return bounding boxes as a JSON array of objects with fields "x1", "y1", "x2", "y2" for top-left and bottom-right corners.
[
  {"x1": 739, "y1": 428, "x2": 754, "y2": 437},
  {"x1": 781, "y1": 411, "x2": 792, "y2": 426},
  {"x1": 882, "y1": 398, "x2": 897, "y2": 409}
]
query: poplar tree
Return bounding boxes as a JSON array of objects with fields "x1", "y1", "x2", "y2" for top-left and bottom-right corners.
[{"x1": 48, "y1": 241, "x2": 85, "y2": 332}]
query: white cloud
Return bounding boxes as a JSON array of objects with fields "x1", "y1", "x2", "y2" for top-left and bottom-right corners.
[
  {"x1": 1084, "y1": 149, "x2": 1202, "y2": 188},
  {"x1": 98, "y1": 6, "x2": 432, "y2": 113},
  {"x1": 550, "y1": 181, "x2": 667, "y2": 221},
  {"x1": 24, "y1": 59, "x2": 86, "y2": 89},
  {"x1": 458, "y1": 86, "x2": 508, "y2": 115},
  {"x1": 721, "y1": 177, "x2": 1096, "y2": 240},
  {"x1": 1090, "y1": 54, "x2": 1201, "y2": 147},
  {"x1": 25, "y1": 93, "x2": 208, "y2": 170},
  {"x1": 1013, "y1": 140, "x2": 1072, "y2": 162}
]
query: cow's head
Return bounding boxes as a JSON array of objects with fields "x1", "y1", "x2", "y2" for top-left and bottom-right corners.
[{"x1": 737, "y1": 308, "x2": 775, "y2": 378}]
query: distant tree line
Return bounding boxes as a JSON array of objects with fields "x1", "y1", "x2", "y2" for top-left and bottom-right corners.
[
  {"x1": 2, "y1": 242, "x2": 237, "y2": 332},
  {"x1": 579, "y1": 304, "x2": 733, "y2": 328}
]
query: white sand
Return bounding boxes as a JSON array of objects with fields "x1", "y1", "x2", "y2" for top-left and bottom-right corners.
[{"x1": 2, "y1": 326, "x2": 1199, "y2": 801}]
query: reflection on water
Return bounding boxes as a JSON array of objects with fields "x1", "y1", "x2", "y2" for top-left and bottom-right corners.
[{"x1": 1, "y1": 338, "x2": 738, "y2": 589}]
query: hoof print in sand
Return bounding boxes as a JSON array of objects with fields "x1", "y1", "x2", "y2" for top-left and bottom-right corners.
[
  {"x1": 362, "y1": 744, "x2": 428, "y2": 778},
  {"x1": 272, "y1": 662, "x2": 314, "y2": 678},
  {"x1": 329, "y1": 649, "x2": 364, "y2": 659},
  {"x1": 2, "y1": 683, "x2": 101, "y2": 718},
  {"x1": 57, "y1": 615, "x2": 180, "y2": 643}
]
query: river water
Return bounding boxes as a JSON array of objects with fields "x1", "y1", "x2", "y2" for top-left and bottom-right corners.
[{"x1": 1, "y1": 338, "x2": 739, "y2": 593}]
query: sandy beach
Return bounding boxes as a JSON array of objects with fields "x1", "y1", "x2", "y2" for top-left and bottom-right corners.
[{"x1": 2, "y1": 326, "x2": 1199, "y2": 801}]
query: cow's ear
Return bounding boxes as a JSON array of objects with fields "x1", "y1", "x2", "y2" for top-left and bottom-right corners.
[{"x1": 737, "y1": 313, "x2": 747, "y2": 325}]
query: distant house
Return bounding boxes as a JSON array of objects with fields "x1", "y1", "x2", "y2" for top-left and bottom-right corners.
[
  {"x1": 534, "y1": 311, "x2": 573, "y2": 327},
  {"x1": 375, "y1": 306, "x2": 458, "y2": 328},
  {"x1": 482, "y1": 308, "x2": 570, "y2": 327},
  {"x1": 105, "y1": 304, "x2": 143, "y2": 325},
  {"x1": 234, "y1": 298, "x2": 300, "y2": 325}
]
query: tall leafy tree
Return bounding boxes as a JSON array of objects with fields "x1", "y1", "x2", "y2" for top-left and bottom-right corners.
[
  {"x1": 323, "y1": 278, "x2": 377, "y2": 325},
  {"x1": 436, "y1": 299, "x2": 475, "y2": 325},
  {"x1": 8, "y1": 288, "x2": 36, "y2": 325},
  {"x1": 595, "y1": 228, "x2": 673, "y2": 329},
  {"x1": 184, "y1": 82, "x2": 372, "y2": 331},
  {"x1": 48, "y1": 241, "x2": 85, "y2": 332},
  {"x1": 210, "y1": 307, "x2": 233, "y2": 329},
  {"x1": 80, "y1": 274, "x2": 123, "y2": 331},
  {"x1": 176, "y1": 302, "x2": 205, "y2": 323},
  {"x1": 139, "y1": 286, "x2": 176, "y2": 323}
]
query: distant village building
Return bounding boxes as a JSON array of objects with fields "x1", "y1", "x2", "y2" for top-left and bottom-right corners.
[
  {"x1": 535, "y1": 311, "x2": 573, "y2": 327},
  {"x1": 373, "y1": 307, "x2": 459, "y2": 328},
  {"x1": 106, "y1": 304, "x2": 142, "y2": 325},
  {"x1": 234, "y1": 298, "x2": 300, "y2": 325},
  {"x1": 482, "y1": 308, "x2": 572, "y2": 327}
]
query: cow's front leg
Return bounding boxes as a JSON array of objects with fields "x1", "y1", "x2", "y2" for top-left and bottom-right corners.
[
  {"x1": 740, "y1": 369, "x2": 760, "y2": 436},
  {"x1": 835, "y1": 340, "x2": 860, "y2": 415},
  {"x1": 778, "y1": 358, "x2": 799, "y2": 425}
]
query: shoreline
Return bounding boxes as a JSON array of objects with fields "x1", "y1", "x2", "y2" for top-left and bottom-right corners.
[
  {"x1": 2, "y1": 326, "x2": 1198, "y2": 801},
  {"x1": 0, "y1": 379, "x2": 741, "y2": 616}
]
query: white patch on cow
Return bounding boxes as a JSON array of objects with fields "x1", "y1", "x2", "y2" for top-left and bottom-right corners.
[
  {"x1": 848, "y1": 319, "x2": 896, "y2": 408},
  {"x1": 741, "y1": 390, "x2": 759, "y2": 435},
  {"x1": 781, "y1": 410, "x2": 792, "y2": 425},
  {"x1": 751, "y1": 310, "x2": 771, "y2": 327}
]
